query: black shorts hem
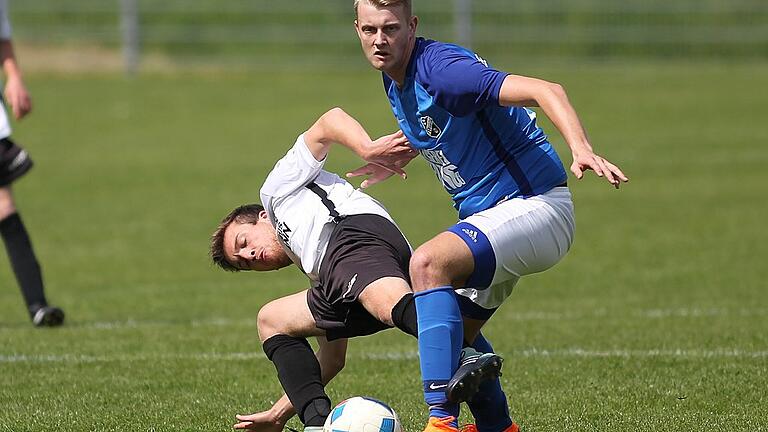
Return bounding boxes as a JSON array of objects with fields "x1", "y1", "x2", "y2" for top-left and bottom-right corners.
[
  {"x1": 307, "y1": 214, "x2": 411, "y2": 341},
  {"x1": 0, "y1": 138, "x2": 34, "y2": 186}
]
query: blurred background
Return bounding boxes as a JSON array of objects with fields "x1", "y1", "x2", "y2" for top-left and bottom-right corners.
[
  {"x1": 11, "y1": 0, "x2": 768, "y2": 73},
  {"x1": 1, "y1": 1, "x2": 766, "y2": 431}
]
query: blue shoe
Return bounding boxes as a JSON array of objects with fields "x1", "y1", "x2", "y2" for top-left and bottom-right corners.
[{"x1": 446, "y1": 348, "x2": 503, "y2": 403}]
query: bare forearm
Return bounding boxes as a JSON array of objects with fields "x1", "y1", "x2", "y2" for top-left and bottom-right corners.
[
  {"x1": 269, "y1": 394, "x2": 296, "y2": 425},
  {"x1": 537, "y1": 84, "x2": 594, "y2": 156},
  {"x1": 499, "y1": 75, "x2": 628, "y2": 187},
  {"x1": 0, "y1": 40, "x2": 21, "y2": 80},
  {"x1": 304, "y1": 108, "x2": 413, "y2": 182},
  {"x1": 499, "y1": 75, "x2": 593, "y2": 157},
  {"x1": 321, "y1": 108, "x2": 373, "y2": 156},
  {"x1": 304, "y1": 107, "x2": 373, "y2": 161}
]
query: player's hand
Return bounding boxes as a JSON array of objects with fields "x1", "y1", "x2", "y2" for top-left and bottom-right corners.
[
  {"x1": 364, "y1": 130, "x2": 417, "y2": 176},
  {"x1": 570, "y1": 151, "x2": 628, "y2": 189},
  {"x1": 234, "y1": 410, "x2": 286, "y2": 431},
  {"x1": 346, "y1": 163, "x2": 399, "y2": 188},
  {"x1": 3, "y1": 76, "x2": 32, "y2": 120}
]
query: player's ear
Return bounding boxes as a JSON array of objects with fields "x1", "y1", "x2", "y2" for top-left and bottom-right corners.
[
  {"x1": 410, "y1": 15, "x2": 418, "y2": 33},
  {"x1": 259, "y1": 210, "x2": 269, "y2": 221}
]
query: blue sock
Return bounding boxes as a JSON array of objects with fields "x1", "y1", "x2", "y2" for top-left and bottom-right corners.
[
  {"x1": 415, "y1": 286, "x2": 463, "y2": 425},
  {"x1": 466, "y1": 333, "x2": 512, "y2": 432}
]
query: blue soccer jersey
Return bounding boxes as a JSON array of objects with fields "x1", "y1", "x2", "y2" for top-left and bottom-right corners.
[{"x1": 384, "y1": 38, "x2": 568, "y2": 218}]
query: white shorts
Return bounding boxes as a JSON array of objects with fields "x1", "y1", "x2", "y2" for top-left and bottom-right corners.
[{"x1": 449, "y1": 186, "x2": 575, "y2": 318}]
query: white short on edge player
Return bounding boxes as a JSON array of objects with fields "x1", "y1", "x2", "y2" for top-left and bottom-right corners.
[{"x1": 450, "y1": 188, "x2": 575, "y2": 313}]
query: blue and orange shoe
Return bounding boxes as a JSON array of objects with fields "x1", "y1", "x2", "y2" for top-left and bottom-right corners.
[
  {"x1": 446, "y1": 348, "x2": 504, "y2": 403},
  {"x1": 424, "y1": 417, "x2": 459, "y2": 432},
  {"x1": 459, "y1": 422, "x2": 520, "y2": 432}
]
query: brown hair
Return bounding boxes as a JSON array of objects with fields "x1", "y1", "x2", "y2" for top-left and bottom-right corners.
[
  {"x1": 354, "y1": 0, "x2": 412, "y2": 18},
  {"x1": 210, "y1": 203, "x2": 264, "y2": 272}
]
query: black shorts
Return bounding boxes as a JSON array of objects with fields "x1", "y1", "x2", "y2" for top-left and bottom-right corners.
[
  {"x1": 0, "y1": 138, "x2": 34, "y2": 187},
  {"x1": 307, "y1": 214, "x2": 411, "y2": 341}
]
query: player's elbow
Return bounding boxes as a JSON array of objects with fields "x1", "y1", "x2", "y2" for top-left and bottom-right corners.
[
  {"x1": 544, "y1": 81, "x2": 567, "y2": 100},
  {"x1": 323, "y1": 106, "x2": 346, "y2": 121},
  {"x1": 316, "y1": 107, "x2": 346, "y2": 135}
]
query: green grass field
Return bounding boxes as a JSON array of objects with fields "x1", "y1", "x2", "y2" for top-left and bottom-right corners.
[{"x1": 1, "y1": 61, "x2": 767, "y2": 431}]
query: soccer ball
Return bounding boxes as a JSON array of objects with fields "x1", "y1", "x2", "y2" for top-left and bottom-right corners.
[{"x1": 323, "y1": 397, "x2": 402, "y2": 432}]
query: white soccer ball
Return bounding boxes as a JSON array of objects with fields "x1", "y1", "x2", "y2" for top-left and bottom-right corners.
[{"x1": 323, "y1": 397, "x2": 402, "y2": 432}]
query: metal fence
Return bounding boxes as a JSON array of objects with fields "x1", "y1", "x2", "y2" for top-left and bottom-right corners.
[{"x1": 9, "y1": 0, "x2": 768, "y2": 73}]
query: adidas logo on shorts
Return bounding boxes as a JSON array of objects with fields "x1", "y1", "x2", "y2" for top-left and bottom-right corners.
[{"x1": 461, "y1": 228, "x2": 478, "y2": 243}]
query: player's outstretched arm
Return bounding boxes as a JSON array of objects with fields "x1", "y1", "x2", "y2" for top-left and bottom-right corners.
[
  {"x1": 0, "y1": 40, "x2": 32, "y2": 120},
  {"x1": 234, "y1": 337, "x2": 349, "y2": 431},
  {"x1": 498, "y1": 75, "x2": 628, "y2": 188},
  {"x1": 303, "y1": 107, "x2": 416, "y2": 179}
]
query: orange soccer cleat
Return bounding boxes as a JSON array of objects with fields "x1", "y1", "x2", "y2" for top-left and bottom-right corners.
[
  {"x1": 459, "y1": 422, "x2": 519, "y2": 432},
  {"x1": 423, "y1": 417, "x2": 459, "y2": 432}
]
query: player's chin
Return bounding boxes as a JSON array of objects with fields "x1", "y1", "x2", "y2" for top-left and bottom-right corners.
[{"x1": 368, "y1": 56, "x2": 387, "y2": 70}]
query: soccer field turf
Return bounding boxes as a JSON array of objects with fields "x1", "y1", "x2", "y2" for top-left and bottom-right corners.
[{"x1": 1, "y1": 62, "x2": 766, "y2": 431}]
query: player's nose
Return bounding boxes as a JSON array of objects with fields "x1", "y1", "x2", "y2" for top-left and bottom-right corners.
[
  {"x1": 374, "y1": 30, "x2": 387, "y2": 45},
  {"x1": 236, "y1": 248, "x2": 257, "y2": 260}
]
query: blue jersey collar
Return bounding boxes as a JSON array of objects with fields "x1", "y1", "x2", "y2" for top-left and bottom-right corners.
[{"x1": 404, "y1": 37, "x2": 425, "y2": 84}]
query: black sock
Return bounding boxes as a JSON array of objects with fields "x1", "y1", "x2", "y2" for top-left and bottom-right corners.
[
  {"x1": 262, "y1": 334, "x2": 331, "y2": 427},
  {"x1": 0, "y1": 213, "x2": 47, "y2": 316},
  {"x1": 391, "y1": 293, "x2": 418, "y2": 338}
]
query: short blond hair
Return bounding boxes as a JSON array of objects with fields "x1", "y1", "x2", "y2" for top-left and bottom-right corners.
[{"x1": 354, "y1": 0, "x2": 412, "y2": 18}]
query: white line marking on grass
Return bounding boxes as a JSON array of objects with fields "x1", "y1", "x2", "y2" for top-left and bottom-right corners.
[
  {"x1": 361, "y1": 348, "x2": 768, "y2": 360},
  {"x1": 515, "y1": 348, "x2": 768, "y2": 359},
  {"x1": 59, "y1": 318, "x2": 255, "y2": 330},
  {"x1": 3, "y1": 348, "x2": 767, "y2": 364},
  {"x1": 635, "y1": 307, "x2": 768, "y2": 319},
  {"x1": 2, "y1": 307, "x2": 766, "y2": 339},
  {"x1": 5, "y1": 307, "x2": 762, "y2": 331},
  {"x1": 0, "y1": 352, "x2": 267, "y2": 363}
]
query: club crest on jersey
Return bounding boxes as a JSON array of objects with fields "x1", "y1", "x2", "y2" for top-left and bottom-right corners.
[{"x1": 420, "y1": 116, "x2": 442, "y2": 139}]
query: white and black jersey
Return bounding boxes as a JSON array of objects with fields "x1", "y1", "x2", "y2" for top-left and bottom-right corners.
[
  {"x1": 260, "y1": 134, "x2": 397, "y2": 282},
  {"x1": 0, "y1": 0, "x2": 13, "y2": 139}
]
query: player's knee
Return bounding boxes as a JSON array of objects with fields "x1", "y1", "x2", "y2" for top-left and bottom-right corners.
[
  {"x1": 409, "y1": 248, "x2": 445, "y2": 290},
  {"x1": 256, "y1": 302, "x2": 284, "y2": 342}
]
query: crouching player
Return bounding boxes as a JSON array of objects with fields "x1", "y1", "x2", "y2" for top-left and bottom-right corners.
[{"x1": 210, "y1": 108, "x2": 501, "y2": 432}]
